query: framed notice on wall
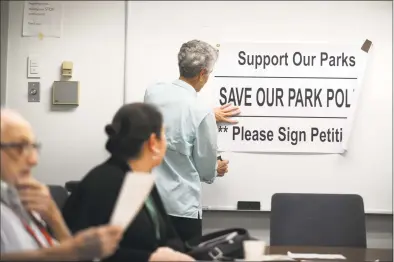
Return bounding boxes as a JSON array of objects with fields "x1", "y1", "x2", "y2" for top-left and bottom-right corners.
[
  {"x1": 22, "y1": 1, "x2": 63, "y2": 38},
  {"x1": 214, "y1": 41, "x2": 371, "y2": 154}
]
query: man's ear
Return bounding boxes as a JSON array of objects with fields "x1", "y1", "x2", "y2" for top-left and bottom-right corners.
[
  {"x1": 200, "y1": 68, "x2": 208, "y2": 77},
  {"x1": 198, "y1": 69, "x2": 207, "y2": 82}
]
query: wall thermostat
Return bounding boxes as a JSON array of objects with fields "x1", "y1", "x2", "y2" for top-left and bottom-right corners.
[{"x1": 61, "y1": 61, "x2": 73, "y2": 77}]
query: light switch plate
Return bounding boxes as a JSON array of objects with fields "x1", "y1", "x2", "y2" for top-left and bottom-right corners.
[
  {"x1": 27, "y1": 56, "x2": 40, "y2": 78},
  {"x1": 28, "y1": 82, "x2": 40, "y2": 102}
]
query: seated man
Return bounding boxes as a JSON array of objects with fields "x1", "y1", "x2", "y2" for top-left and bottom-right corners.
[{"x1": 0, "y1": 108, "x2": 123, "y2": 261}]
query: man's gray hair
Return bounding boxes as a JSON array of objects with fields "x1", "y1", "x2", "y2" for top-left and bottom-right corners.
[
  {"x1": 178, "y1": 40, "x2": 218, "y2": 78},
  {"x1": 1, "y1": 108, "x2": 29, "y2": 131}
]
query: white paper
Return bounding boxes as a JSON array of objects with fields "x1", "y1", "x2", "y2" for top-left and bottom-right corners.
[
  {"x1": 236, "y1": 255, "x2": 295, "y2": 261},
  {"x1": 287, "y1": 251, "x2": 346, "y2": 260},
  {"x1": 110, "y1": 172, "x2": 155, "y2": 229},
  {"x1": 22, "y1": 1, "x2": 63, "y2": 37},
  {"x1": 261, "y1": 255, "x2": 295, "y2": 261}
]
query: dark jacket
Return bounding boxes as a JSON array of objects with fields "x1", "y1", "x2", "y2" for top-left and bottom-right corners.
[{"x1": 62, "y1": 157, "x2": 185, "y2": 262}]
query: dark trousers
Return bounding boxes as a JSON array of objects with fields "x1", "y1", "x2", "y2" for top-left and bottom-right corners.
[{"x1": 169, "y1": 215, "x2": 202, "y2": 243}]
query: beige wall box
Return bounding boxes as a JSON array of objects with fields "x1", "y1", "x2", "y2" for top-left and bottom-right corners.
[
  {"x1": 52, "y1": 81, "x2": 79, "y2": 105},
  {"x1": 62, "y1": 61, "x2": 73, "y2": 77}
]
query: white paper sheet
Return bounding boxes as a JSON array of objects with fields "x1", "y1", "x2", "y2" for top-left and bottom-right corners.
[
  {"x1": 287, "y1": 251, "x2": 346, "y2": 260},
  {"x1": 109, "y1": 172, "x2": 155, "y2": 229},
  {"x1": 261, "y1": 255, "x2": 295, "y2": 261},
  {"x1": 22, "y1": 1, "x2": 63, "y2": 37},
  {"x1": 236, "y1": 255, "x2": 295, "y2": 261}
]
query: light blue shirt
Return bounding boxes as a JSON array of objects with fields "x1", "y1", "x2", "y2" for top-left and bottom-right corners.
[
  {"x1": 144, "y1": 79, "x2": 218, "y2": 219},
  {"x1": 0, "y1": 181, "x2": 53, "y2": 253}
]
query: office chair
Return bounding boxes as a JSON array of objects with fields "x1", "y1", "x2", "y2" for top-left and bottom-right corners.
[
  {"x1": 270, "y1": 193, "x2": 366, "y2": 247},
  {"x1": 65, "y1": 181, "x2": 79, "y2": 193},
  {"x1": 47, "y1": 185, "x2": 69, "y2": 210}
]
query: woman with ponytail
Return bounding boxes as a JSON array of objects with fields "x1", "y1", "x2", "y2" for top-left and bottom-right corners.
[{"x1": 62, "y1": 103, "x2": 194, "y2": 262}]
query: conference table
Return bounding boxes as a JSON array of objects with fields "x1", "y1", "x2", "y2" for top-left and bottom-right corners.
[
  {"x1": 265, "y1": 246, "x2": 392, "y2": 261},
  {"x1": 199, "y1": 246, "x2": 393, "y2": 261}
]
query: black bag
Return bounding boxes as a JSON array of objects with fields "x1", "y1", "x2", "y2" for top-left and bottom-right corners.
[{"x1": 186, "y1": 228, "x2": 255, "y2": 261}]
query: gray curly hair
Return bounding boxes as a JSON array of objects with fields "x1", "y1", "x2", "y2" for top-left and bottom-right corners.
[{"x1": 178, "y1": 40, "x2": 218, "y2": 78}]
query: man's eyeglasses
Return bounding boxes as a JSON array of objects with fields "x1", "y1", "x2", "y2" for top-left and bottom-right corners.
[{"x1": 0, "y1": 142, "x2": 41, "y2": 156}]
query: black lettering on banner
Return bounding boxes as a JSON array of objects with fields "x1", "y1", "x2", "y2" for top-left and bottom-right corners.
[
  {"x1": 311, "y1": 127, "x2": 319, "y2": 141},
  {"x1": 339, "y1": 53, "x2": 349, "y2": 66},
  {"x1": 295, "y1": 89, "x2": 304, "y2": 107},
  {"x1": 327, "y1": 89, "x2": 334, "y2": 107},
  {"x1": 244, "y1": 88, "x2": 252, "y2": 106},
  {"x1": 305, "y1": 89, "x2": 313, "y2": 107},
  {"x1": 219, "y1": 87, "x2": 227, "y2": 105},
  {"x1": 244, "y1": 129, "x2": 251, "y2": 140},
  {"x1": 320, "y1": 52, "x2": 328, "y2": 66},
  {"x1": 326, "y1": 89, "x2": 351, "y2": 108},
  {"x1": 232, "y1": 126, "x2": 274, "y2": 141},
  {"x1": 263, "y1": 55, "x2": 270, "y2": 69},
  {"x1": 346, "y1": 90, "x2": 351, "y2": 107},
  {"x1": 320, "y1": 52, "x2": 356, "y2": 67},
  {"x1": 349, "y1": 56, "x2": 356, "y2": 66},
  {"x1": 314, "y1": 89, "x2": 323, "y2": 107},
  {"x1": 293, "y1": 52, "x2": 316, "y2": 66},
  {"x1": 288, "y1": 88, "x2": 295, "y2": 106},
  {"x1": 255, "y1": 55, "x2": 262, "y2": 69},
  {"x1": 256, "y1": 88, "x2": 265, "y2": 106},
  {"x1": 276, "y1": 88, "x2": 284, "y2": 107},
  {"x1": 236, "y1": 52, "x2": 289, "y2": 69},
  {"x1": 256, "y1": 88, "x2": 284, "y2": 107},
  {"x1": 310, "y1": 127, "x2": 343, "y2": 142},
  {"x1": 238, "y1": 51, "x2": 246, "y2": 65},
  {"x1": 336, "y1": 89, "x2": 345, "y2": 108},
  {"x1": 289, "y1": 88, "x2": 324, "y2": 107},
  {"x1": 278, "y1": 127, "x2": 306, "y2": 146},
  {"x1": 221, "y1": 87, "x2": 252, "y2": 106},
  {"x1": 233, "y1": 126, "x2": 240, "y2": 140}
]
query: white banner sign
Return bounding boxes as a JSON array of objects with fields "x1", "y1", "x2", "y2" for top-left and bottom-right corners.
[
  {"x1": 23, "y1": 1, "x2": 62, "y2": 38},
  {"x1": 214, "y1": 42, "x2": 370, "y2": 153}
]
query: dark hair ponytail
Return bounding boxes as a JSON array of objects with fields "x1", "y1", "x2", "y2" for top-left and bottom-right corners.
[{"x1": 105, "y1": 103, "x2": 163, "y2": 159}]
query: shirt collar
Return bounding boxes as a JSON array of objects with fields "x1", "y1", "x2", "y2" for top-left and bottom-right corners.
[
  {"x1": 172, "y1": 79, "x2": 197, "y2": 96},
  {"x1": 1, "y1": 180, "x2": 16, "y2": 206},
  {"x1": 0, "y1": 180, "x2": 32, "y2": 223}
]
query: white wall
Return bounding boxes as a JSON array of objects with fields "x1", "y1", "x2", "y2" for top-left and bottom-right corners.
[
  {"x1": 4, "y1": 0, "x2": 392, "y2": 249},
  {"x1": 6, "y1": 1, "x2": 125, "y2": 184},
  {"x1": 1, "y1": 0, "x2": 9, "y2": 106},
  {"x1": 126, "y1": 1, "x2": 392, "y2": 214}
]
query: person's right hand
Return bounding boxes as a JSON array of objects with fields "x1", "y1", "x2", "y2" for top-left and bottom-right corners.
[
  {"x1": 149, "y1": 247, "x2": 195, "y2": 261},
  {"x1": 71, "y1": 225, "x2": 123, "y2": 260},
  {"x1": 217, "y1": 159, "x2": 229, "y2": 177}
]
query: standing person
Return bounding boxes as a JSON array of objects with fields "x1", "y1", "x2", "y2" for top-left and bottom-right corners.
[{"x1": 144, "y1": 39, "x2": 239, "y2": 243}]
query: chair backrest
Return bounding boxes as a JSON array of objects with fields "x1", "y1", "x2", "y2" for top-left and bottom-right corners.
[
  {"x1": 64, "y1": 181, "x2": 79, "y2": 193},
  {"x1": 270, "y1": 193, "x2": 366, "y2": 247},
  {"x1": 48, "y1": 185, "x2": 69, "y2": 210}
]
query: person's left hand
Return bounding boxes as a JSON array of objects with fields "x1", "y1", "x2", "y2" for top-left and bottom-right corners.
[
  {"x1": 217, "y1": 159, "x2": 229, "y2": 177},
  {"x1": 16, "y1": 178, "x2": 58, "y2": 223},
  {"x1": 214, "y1": 103, "x2": 241, "y2": 124}
]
